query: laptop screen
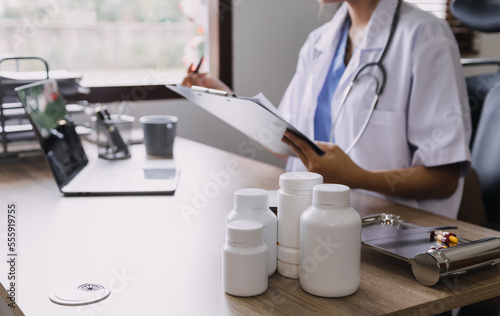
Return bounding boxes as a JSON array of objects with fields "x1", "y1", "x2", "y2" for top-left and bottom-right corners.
[{"x1": 16, "y1": 79, "x2": 88, "y2": 188}]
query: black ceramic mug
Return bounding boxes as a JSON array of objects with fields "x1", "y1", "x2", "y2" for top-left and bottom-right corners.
[{"x1": 140, "y1": 115, "x2": 178, "y2": 157}]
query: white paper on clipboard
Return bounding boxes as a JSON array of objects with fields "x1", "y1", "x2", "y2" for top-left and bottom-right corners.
[{"x1": 166, "y1": 84, "x2": 324, "y2": 157}]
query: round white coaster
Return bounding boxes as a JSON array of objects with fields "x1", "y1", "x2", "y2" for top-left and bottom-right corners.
[{"x1": 49, "y1": 283, "x2": 111, "y2": 306}]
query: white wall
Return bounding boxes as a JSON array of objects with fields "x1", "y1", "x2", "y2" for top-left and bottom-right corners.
[
  {"x1": 477, "y1": 33, "x2": 500, "y2": 60},
  {"x1": 232, "y1": 0, "x2": 331, "y2": 104},
  {"x1": 464, "y1": 32, "x2": 500, "y2": 76}
]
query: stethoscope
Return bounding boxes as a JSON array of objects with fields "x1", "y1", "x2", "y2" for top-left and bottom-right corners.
[{"x1": 329, "y1": 0, "x2": 402, "y2": 154}]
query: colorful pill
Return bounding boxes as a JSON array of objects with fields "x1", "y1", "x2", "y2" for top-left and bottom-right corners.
[
  {"x1": 436, "y1": 234, "x2": 450, "y2": 243},
  {"x1": 428, "y1": 245, "x2": 438, "y2": 252},
  {"x1": 431, "y1": 231, "x2": 458, "y2": 243}
]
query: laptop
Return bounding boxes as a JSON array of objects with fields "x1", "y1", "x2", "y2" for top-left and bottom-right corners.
[{"x1": 15, "y1": 79, "x2": 179, "y2": 195}]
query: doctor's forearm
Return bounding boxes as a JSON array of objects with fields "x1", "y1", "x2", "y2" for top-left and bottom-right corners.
[{"x1": 352, "y1": 164, "x2": 460, "y2": 200}]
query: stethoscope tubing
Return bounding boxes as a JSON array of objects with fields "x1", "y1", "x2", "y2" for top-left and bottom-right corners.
[{"x1": 329, "y1": 0, "x2": 402, "y2": 154}]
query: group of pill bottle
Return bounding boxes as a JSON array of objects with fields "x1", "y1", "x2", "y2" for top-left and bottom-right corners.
[
  {"x1": 223, "y1": 188, "x2": 277, "y2": 297},
  {"x1": 222, "y1": 172, "x2": 361, "y2": 298}
]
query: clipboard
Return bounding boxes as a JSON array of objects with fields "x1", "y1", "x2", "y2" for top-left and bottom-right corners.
[{"x1": 167, "y1": 84, "x2": 324, "y2": 157}]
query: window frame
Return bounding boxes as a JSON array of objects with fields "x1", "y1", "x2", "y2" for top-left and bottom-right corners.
[{"x1": 69, "y1": 0, "x2": 232, "y2": 103}]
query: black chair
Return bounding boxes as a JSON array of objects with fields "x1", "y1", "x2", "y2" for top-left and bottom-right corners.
[
  {"x1": 451, "y1": 0, "x2": 500, "y2": 33},
  {"x1": 451, "y1": 0, "x2": 500, "y2": 229},
  {"x1": 452, "y1": 2, "x2": 500, "y2": 314},
  {"x1": 471, "y1": 84, "x2": 500, "y2": 229},
  {"x1": 451, "y1": 0, "x2": 500, "y2": 148},
  {"x1": 462, "y1": 63, "x2": 500, "y2": 148}
]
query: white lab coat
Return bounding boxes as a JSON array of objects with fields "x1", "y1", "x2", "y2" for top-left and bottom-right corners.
[{"x1": 279, "y1": 0, "x2": 472, "y2": 218}]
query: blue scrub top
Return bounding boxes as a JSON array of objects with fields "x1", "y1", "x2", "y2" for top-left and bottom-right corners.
[{"x1": 314, "y1": 17, "x2": 351, "y2": 142}]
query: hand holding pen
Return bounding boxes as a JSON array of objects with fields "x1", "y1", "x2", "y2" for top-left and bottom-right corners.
[
  {"x1": 192, "y1": 55, "x2": 204, "y2": 74},
  {"x1": 181, "y1": 55, "x2": 234, "y2": 94}
]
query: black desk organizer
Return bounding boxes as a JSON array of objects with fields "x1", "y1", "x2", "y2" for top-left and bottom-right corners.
[{"x1": 0, "y1": 56, "x2": 87, "y2": 158}]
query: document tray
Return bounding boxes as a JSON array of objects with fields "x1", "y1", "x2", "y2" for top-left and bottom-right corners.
[{"x1": 362, "y1": 213, "x2": 500, "y2": 286}]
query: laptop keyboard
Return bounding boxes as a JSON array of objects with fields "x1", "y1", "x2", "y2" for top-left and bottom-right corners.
[{"x1": 63, "y1": 155, "x2": 177, "y2": 193}]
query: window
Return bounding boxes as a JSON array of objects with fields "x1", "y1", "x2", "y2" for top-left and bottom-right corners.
[
  {"x1": 0, "y1": 0, "x2": 232, "y2": 101},
  {"x1": 406, "y1": 0, "x2": 447, "y2": 18}
]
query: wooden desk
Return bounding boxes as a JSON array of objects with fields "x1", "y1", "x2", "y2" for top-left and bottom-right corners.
[{"x1": 1, "y1": 137, "x2": 499, "y2": 315}]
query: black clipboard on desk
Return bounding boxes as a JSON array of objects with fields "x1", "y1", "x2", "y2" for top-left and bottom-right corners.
[{"x1": 167, "y1": 84, "x2": 324, "y2": 157}]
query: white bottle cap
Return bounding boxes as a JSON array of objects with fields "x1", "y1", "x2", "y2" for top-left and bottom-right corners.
[
  {"x1": 313, "y1": 184, "x2": 350, "y2": 207},
  {"x1": 227, "y1": 220, "x2": 264, "y2": 243},
  {"x1": 277, "y1": 244, "x2": 300, "y2": 264},
  {"x1": 279, "y1": 172, "x2": 323, "y2": 191},
  {"x1": 234, "y1": 188, "x2": 268, "y2": 211}
]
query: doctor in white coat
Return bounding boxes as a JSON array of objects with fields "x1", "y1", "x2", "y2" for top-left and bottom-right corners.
[
  {"x1": 183, "y1": 0, "x2": 471, "y2": 219},
  {"x1": 281, "y1": 0, "x2": 471, "y2": 219}
]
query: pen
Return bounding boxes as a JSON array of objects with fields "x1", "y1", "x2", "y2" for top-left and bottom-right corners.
[
  {"x1": 193, "y1": 55, "x2": 204, "y2": 74},
  {"x1": 191, "y1": 85, "x2": 230, "y2": 96},
  {"x1": 95, "y1": 107, "x2": 117, "y2": 153}
]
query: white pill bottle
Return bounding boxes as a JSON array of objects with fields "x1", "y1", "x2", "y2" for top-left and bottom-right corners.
[
  {"x1": 226, "y1": 188, "x2": 277, "y2": 276},
  {"x1": 222, "y1": 220, "x2": 268, "y2": 297},
  {"x1": 299, "y1": 184, "x2": 361, "y2": 297},
  {"x1": 277, "y1": 172, "x2": 323, "y2": 278}
]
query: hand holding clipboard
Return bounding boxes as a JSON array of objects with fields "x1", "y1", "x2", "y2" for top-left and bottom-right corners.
[{"x1": 167, "y1": 84, "x2": 324, "y2": 157}]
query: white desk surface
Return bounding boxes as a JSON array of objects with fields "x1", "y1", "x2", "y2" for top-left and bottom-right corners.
[{"x1": 1, "y1": 137, "x2": 500, "y2": 315}]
